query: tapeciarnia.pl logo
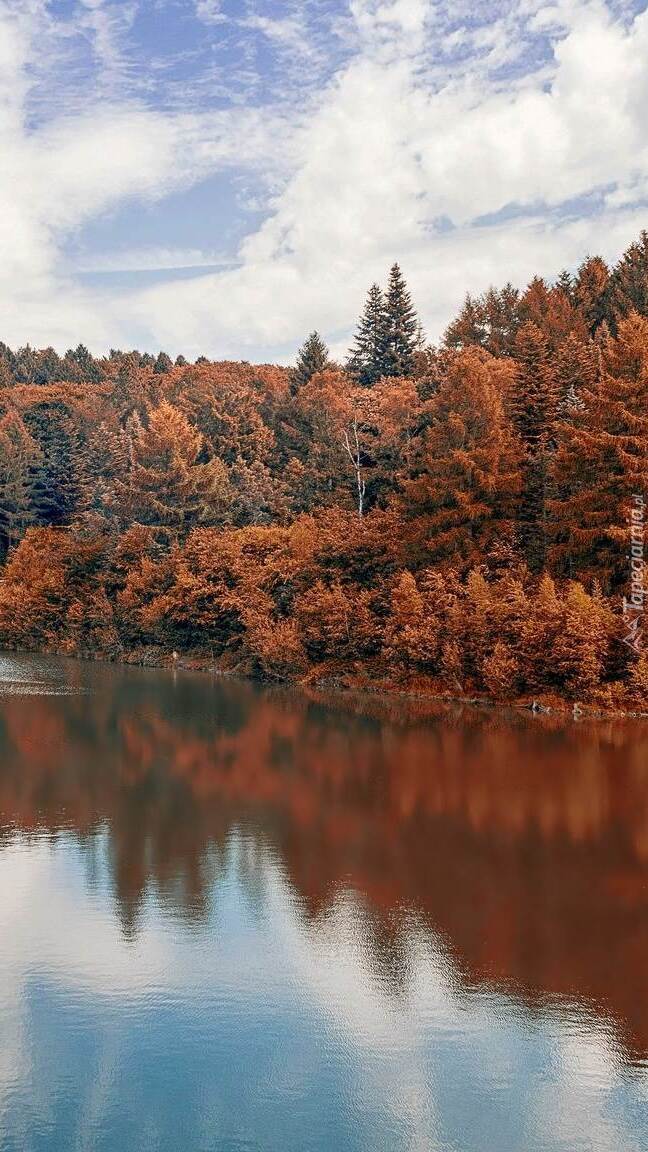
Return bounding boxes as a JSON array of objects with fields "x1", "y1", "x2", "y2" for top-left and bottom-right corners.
[{"x1": 622, "y1": 494, "x2": 645, "y2": 656}]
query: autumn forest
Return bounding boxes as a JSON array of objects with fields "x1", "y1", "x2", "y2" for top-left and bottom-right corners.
[{"x1": 0, "y1": 234, "x2": 647, "y2": 710}]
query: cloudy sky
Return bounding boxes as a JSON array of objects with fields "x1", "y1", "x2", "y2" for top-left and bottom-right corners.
[{"x1": 1, "y1": 0, "x2": 648, "y2": 362}]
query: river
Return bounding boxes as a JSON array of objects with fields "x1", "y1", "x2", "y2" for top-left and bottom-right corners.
[{"x1": 0, "y1": 653, "x2": 646, "y2": 1151}]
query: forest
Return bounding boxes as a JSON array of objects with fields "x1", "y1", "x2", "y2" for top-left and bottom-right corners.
[{"x1": 0, "y1": 235, "x2": 647, "y2": 710}]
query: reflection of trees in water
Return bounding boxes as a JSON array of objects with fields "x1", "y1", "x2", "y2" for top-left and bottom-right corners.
[{"x1": 1, "y1": 666, "x2": 648, "y2": 1053}]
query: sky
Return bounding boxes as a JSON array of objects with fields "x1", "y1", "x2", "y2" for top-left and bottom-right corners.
[{"x1": 1, "y1": 0, "x2": 648, "y2": 363}]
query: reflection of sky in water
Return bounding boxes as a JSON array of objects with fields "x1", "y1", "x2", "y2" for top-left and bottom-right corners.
[{"x1": 0, "y1": 833, "x2": 646, "y2": 1152}]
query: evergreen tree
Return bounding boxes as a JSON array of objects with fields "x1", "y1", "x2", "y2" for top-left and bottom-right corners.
[
  {"x1": 0, "y1": 411, "x2": 40, "y2": 556},
  {"x1": 555, "y1": 269, "x2": 574, "y2": 301},
  {"x1": 153, "y1": 351, "x2": 173, "y2": 375},
  {"x1": 548, "y1": 312, "x2": 648, "y2": 587},
  {"x1": 509, "y1": 323, "x2": 560, "y2": 570},
  {"x1": 113, "y1": 400, "x2": 233, "y2": 532},
  {"x1": 400, "y1": 351, "x2": 522, "y2": 568},
  {"x1": 510, "y1": 323, "x2": 559, "y2": 451},
  {"x1": 347, "y1": 283, "x2": 386, "y2": 386},
  {"x1": 605, "y1": 230, "x2": 648, "y2": 328},
  {"x1": 291, "y1": 332, "x2": 331, "y2": 392},
  {"x1": 381, "y1": 263, "x2": 420, "y2": 377},
  {"x1": 25, "y1": 403, "x2": 87, "y2": 527},
  {"x1": 445, "y1": 285, "x2": 521, "y2": 355},
  {"x1": 574, "y1": 255, "x2": 609, "y2": 335}
]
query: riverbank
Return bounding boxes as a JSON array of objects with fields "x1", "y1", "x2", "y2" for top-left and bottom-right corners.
[{"x1": 9, "y1": 642, "x2": 643, "y2": 722}]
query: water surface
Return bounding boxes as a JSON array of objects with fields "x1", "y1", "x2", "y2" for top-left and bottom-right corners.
[{"x1": 0, "y1": 653, "x2": 647, "y2": 1152}]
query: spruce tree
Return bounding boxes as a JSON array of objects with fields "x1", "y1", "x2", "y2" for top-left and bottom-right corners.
[
  {"x1": 0, "y1": 411, "x2": 40, "y2": 557},
  {"x1": 153, "y1": 351, "x2": 173, "y2": 375},
  {"x1": 347, "y1": 283, "x2": 386, "y2": 386},
  {"x1": 291, "y1": 332, "x2": 330, "y2": 392},
  {"x1": 25, "y1": 404, "x2": 87, "y2": 527},
  {"x1": 605, "y1": 230, "x2": 648, "y2": 328},
  {"x1": 381, "y1": 263, "x2": 420, "y2": 377},
  {"x1": 509, "y1": 323, "x2": 560, "y2": 570},
  {"x1": 574, "y1": 255, "x2": 610, "y2": 335}
]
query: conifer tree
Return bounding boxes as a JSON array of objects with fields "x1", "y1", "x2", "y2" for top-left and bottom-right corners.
[
  {"x1": 0, "y1": 410, "x2": 40, "y2": 556},
  {"x1": 114, "y1": 400, "x2": 233, "y2": 532},
  {"x1": 554, "y1": 333, "x2": 599, "y2": 412},
  {"x1": 291, "y1": 332, "x2": 331, "y2": 392},
  {"x1": 347, "y1": 283, "x2": 386, "y2": 386},
  {"x1": 510, "y1": 323, "x2": 559, "y2": 450},
  {"x1": 381, "y1": 263, "x2": 420, "y2": 377},
  {"x1": 548, "y1": 312, "x2": 648, "y2": 587},
  {"x1": 508, "y1": 323, "x2": 560, "y2": 570},
  {"x1": 445, "y1": 285, "x2": 522, "y2": 355},
  {"x1": 606, "y1": 230, "x2": 648, "y2": 327},
  {"x1": 444, "y1": 293, "x2": 486, "y2": 350},
  {"x1": 153, "y1": 352, "x2": 173, "y2": 375},
  {"x1": 400, "y1": 350, "x2": 522, "y2": 568},
  {"x1": 383, "y1": 570, "x2": 438, "y2": 669},
  {"x1": 25, "y1": 403, "x2": 87, "y2": 527},
  {"x1": 574, "y1": 255, "x2": 609, "y2": 334}
]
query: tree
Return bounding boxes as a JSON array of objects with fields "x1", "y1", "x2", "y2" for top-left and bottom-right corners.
[
  {"x1": 548, "y1": 312, "x2": 648, "y2": 587},
  {"x1": 574, "y1": 255, "x2": 609, "y2": 335},
  {"x1": 114, "y1": 400, "x2": 233, "y2": 532},
  {"x1": 0, "y1": 410, "x2": 41, "y2": 556},
  {"x1": 606, "y1": 231, "x2": 648, "y2": 328},
  {"x1": 24, "y1": 401, "x2": 87, "y2": 527},
  {"x1": 554, "y1": 333, "x2": 599, "y2": 413},
  {"x1": 381, "y1": 263, "x2": 420, "y2": 377},
  {"x1": 510, "y1": 323, "x2": 559, "y2": 451},
  {"x1": 552, "y1": 581, "x2": 613, "y2": 697},
  {"x1": 399, "y1": 350, "x2": 522, "y2": 568},
  {"x1": 445, "y1": 284, "x2": 521, "y2": 355},
  {"x1": 383, "y1": 570, "x2": 438, "y2": 670},
  {"x1": 291, "y1": 332, "x2": 331, "y2": 391},
  {"x1": 153, "y1": 352, "x2": 173, "y2": 375},
  {"x1": 295, "y1": 580, "x2": 376, "y2": 661},
  {"x1": 482, "y1": 641, "x2": 520, "y2": 699},
  {"x1": 347, "y1": 283, "x2": 386, "y2": 386},
  {"x1": 509, "y1": 323, "x2": 560, "y2": 569}
]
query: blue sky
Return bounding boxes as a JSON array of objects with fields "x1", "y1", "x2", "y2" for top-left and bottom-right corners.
[{"x1": 1, "y1": 0, "x2": 648, "y2": 361}]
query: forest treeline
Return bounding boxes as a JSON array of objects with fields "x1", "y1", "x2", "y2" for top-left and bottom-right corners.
[{"x1": 0, "y1": 235, "x2": 647, "y2": 708}]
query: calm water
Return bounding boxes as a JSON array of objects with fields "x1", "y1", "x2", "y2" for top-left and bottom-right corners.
[{"x1": 0, "y1": 655, "x2": 647, "y2": 1152}]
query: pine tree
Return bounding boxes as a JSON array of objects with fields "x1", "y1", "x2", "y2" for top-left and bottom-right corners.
[
  {"x1": 548, "y1": 312, "x2": 648, "y2": 587},
  {"x1": 554, "y1": 333, "x2": 599, "y2": 413},
  {"x1": 482, "y1": 640, "x2": 520, "y2": 699},
  {"x1": 510, "y1": 323, "x2": 559, "y2": 451},
  {"x1": 291, "y1": 332, "x2": 331, "y2": 392},
  {"x1": 347, "y1": 283, "x2": 386, "y2": 386},
  {"x1": 444, "y1": 293, "x2": 487, "y2": 350},
  {"x1": 400, "y1": 350, "x2": 522, "y2": 568},
  {"x1": 574, "y1": 255, "x2": 609, "y2": 335},
  {"x1": 381, "y1": 263, "x2": 420, "y2": 377},
  {"x1": 508, "y1": 323, "x2": 561, "y2": 570},
  {"x1": 153, "y1": 352, "x2": 173, "y2": 375},
  {"x1": 606, "y1": 230, "x2": 648, "y2": 328},
  {"x1": 445, "y1": 286, "x2": 522, "y2": 355},
  {"x1": 25, "y1": 403, "x2": 87, "y2": 527},
  {"x1": 383, "y1": 570, "x2": 438, "y2": 669},
  {"x1": 0, "y1": 410, "x2": 40, "y2": 556},
  {"x1": 114, "y1": 400, "x2": 233, "y2": 532}
]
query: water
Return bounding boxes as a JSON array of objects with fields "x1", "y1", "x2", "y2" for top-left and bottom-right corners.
[{"x1": 0, "y1": 653, "x2": 647, "y2": 1152}]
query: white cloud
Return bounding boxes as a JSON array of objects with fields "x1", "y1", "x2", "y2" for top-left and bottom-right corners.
[
  {"x1": 0, "y1": 833, "x2": 646, "y2": 1152},
  {"x1": 0, "y1": 0, "x2": 647, "y2": 359},
  {"x1": 194, "y1": 0, "x2": 228, "y2": 24}
]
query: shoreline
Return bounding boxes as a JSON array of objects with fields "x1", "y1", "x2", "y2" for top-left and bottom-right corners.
[{"x1": 2, "y1": 644, "x2": 646, "y2": 723}]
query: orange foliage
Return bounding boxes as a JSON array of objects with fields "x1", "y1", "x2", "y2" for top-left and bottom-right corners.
[{"x1": 0, "y1": 233, "x2": 647, "y2": 708}]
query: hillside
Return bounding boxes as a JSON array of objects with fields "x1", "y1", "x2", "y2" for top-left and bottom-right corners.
[{"x1": 0, "y1": 239, "x2": 647, "y2": 710}]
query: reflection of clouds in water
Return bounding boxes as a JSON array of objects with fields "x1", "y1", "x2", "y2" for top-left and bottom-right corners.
[{"x1": 0, "y1": 833, "x2": 646, "y2": 1152}]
